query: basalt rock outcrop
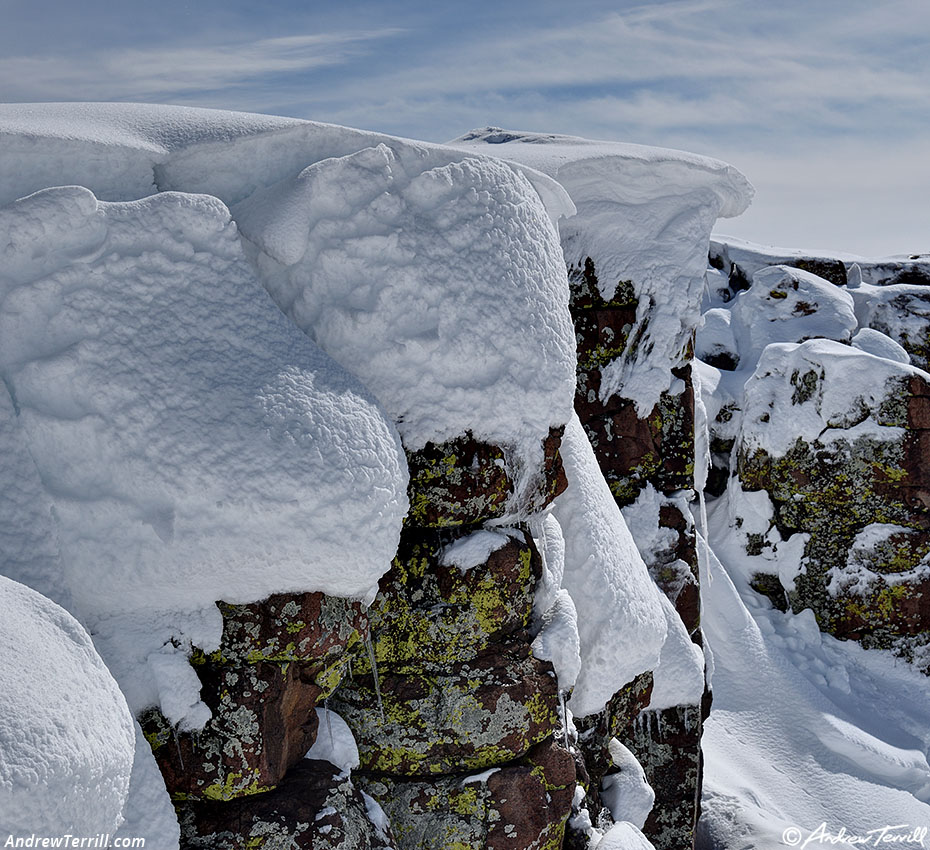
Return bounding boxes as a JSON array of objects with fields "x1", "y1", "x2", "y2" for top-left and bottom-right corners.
[
  {"x1": 701, "y1": 239, "x2": 930, "y2": 677},
  {"x1": 729, "y1": 340, "x2": 930, "y2": 670},
  {"x1": 568, "y1": 256, "x2": 705, "y2": 850},
  {"x1": 336, "y1": 433, "x2": 576, "y2": 850},
  {"x1": 2, "y1": 106, "x2": 770, "y2": 849}
]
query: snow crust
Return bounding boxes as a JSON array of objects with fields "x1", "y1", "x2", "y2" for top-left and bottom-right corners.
[
  {"x1": 552, "y1": 415, "x2": 667, "y2": 718},
  {"x1": 851, "y1": 327, "x2": 911, "y2": 363},
  {"x1": 440, "y1": 528, "x2": 513, "y2": 573},
  {"x1": 729, "y1": 265, "x2": 857, "y2": 365},
  {"x1": 0, "y1": 575, "x2": 135, "y2": 836},
  {"x1": 851, "y1": 281, "x2": 930, "y2": 362},
  {"x1": 0, "y1": 185, "x2": 408, "y2": 738},
  {"x1": 712, "y1": 235, "x2": 930, "y2": 287},
  {"x1": 739, "y1": 339, "x2": 912, "y2": 458},
  {"x1": 695, "y1": 307, "x2": 738, "y2": 368},
  {"x1": 452, "y1": 127, "x2": 753, "y2": 414},
  {"x1": 531, "y1": 588, "x2": 582, "y2": 691},
  {"x1": 593, "y1": 821, "x2": 656, "y2": 850},
  {"x1": 0, "y1": 186, "x2": 407, "y2": 614},
  {"x1": 647, "y1": 594, "x2": 706, "y2": 712}
]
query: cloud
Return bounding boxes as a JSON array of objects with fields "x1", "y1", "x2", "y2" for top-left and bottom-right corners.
[
  {"x1": 0, "y1": 29, "x2": 403, "y2": 102},
  {"x1": 286, "y1": 0, "x2": 930, "y2": 151}
]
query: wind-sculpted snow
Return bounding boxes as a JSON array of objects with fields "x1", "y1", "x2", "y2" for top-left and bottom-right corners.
[
  {"x1": 0, "y1": 186, "x2": 407, "y2": 614},
  {"x1": 729, "y1": 265, "x2": 858, "y2": 366},
  {"x1": 739, "y1": 339, "x2": 913, "y2": 458},
  {"x1": 452, "y1": 127, "x2": 753, "y2": 415},
  {"x1": 234, "y1": 143, "x2": 577, "y2": 508},
  {"x1": 700, "y1": 522, "x2": 930, "y2": 848},
  {"x1": 0, "y1": 186, "x2": 408, "y2": 738},
  {"x1": 0, "y1": 105, "x2": 578, "y2": 516},
  {"x1": 0, "y1": 574, "x2": 136, "y2": 836}
]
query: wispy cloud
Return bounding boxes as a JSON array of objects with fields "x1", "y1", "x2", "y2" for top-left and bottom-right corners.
[
  {"x1": 304, "y1": 0, "x2": 930, "y2": 146},
  {"x1": 0, "y1": 29, "x2": 403, "y2": 102}
]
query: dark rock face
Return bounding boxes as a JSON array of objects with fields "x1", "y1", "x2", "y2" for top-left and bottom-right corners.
[
  {"x1": 331, "y1": 646, "x2": 559, "y2": 776},
  {"x1": 200, "y1": 594, "x2": 368, "y2": 668},
  {"x1": 568, "y1": 255, "x2": 705, "y2": 850},
  {"x1": 406, "y1": 435, "x2": 512, "y2": 527},
  {"x1": 335, "y1": 428, "x2": 575, "y2": 848},
  {"x1": 138, "y1": 426, "x2": 576, "y2": 849},
  {"x1": 628, "y1": 706, "x2": 704, "y2": 850},
  {"x1": 364, "y1": 527, "x2": 540, "y2": 668},
  {"x1": 141, "y1": 660, "x2": 322, "y2": 801},
  {"x1": 574, "y1": 672, "x2": 653, "y2": 821},
  {"x1": 405, "y1": 427, "x2": 568, "y2": 527},
  {"x1": 360, "y1": 740, "x2": 575, "y2": 850},
  {"x1": 176, "y1": 759, "x2": 394, "y2": 849}
]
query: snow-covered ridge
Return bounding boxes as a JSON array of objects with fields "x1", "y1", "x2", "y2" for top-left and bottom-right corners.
[{"x1": 0, "y1": 103, "x2": 572, "y2": 220}]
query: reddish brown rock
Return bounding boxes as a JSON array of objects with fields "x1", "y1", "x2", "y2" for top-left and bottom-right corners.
[
  {"x1": 141, "y1": 661, "x2": 322, "y2": 801},
  {"x1": 196, "y1": 592, "x2": 368, "y2": 667},
  {"x1": 486, "y1": 739, "x2": 577, "y2": 850},
  {"x1": 142, "y1": 590, "x2": 368, "y2": 801}
]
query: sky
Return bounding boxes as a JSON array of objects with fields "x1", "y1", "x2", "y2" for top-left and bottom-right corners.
[{"x1": 2, "y1": 0, "x2": 928, "y2": 257}]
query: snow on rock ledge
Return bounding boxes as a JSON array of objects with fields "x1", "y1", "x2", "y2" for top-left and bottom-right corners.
[
  {"x1": 452, "y1": 128, "x2": 754, "y2": 414},
  {"x1": 0, "y1": 186, "x2": 407, "y2": 616},
  {"x1": 0, "y1": 574, "x2": 136, "y2": 836},
  {"x1": 234, "y1": 142, "x2": 577, "y2": 494},
  {"x1": 738, "y1": 338, "x2": 913, "y2": 459}
]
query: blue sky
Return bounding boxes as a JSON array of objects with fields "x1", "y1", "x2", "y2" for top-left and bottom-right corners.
[{"x1": 2, "y1": 0, "x2": 929, "y2": 255}]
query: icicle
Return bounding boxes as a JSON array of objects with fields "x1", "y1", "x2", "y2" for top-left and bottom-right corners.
[
  {"x1": 324, "y1": 697, "x2": 335, "y2": 750},
  {"x1": 365, "y1": 631, "x2": 385, "y2": 723},
  {"x1": 697, "y1": 487, "x2": 712, "y2": 586},
  {"x1": 559, "y1": 690, "x2": 570, "y2": 749},
  {"x1": 347, "y1": 656, "x2": 353, "y2": 681},
  {"x1": 172, "y1": 726, "x2": 185, "y2": 770}
]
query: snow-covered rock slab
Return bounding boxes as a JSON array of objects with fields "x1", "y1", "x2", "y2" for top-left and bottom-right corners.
[
  {"x1": 235, "y1": 142, "x2": 577, "y2": 487},
  {"x1": 452, "y1": 127, "x2": 753, "y2": 414}
]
